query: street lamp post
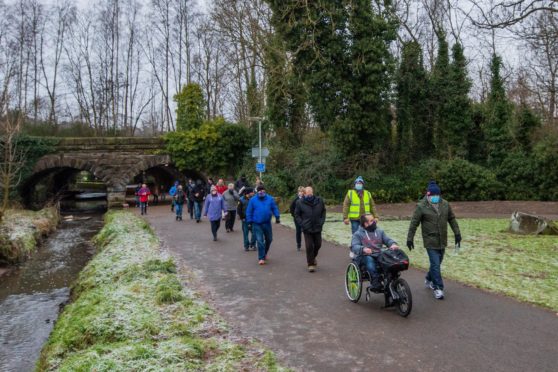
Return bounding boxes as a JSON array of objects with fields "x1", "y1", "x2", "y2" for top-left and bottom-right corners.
[{"x1": 248, "y1": 116, "x2": 264, "y2": 180}]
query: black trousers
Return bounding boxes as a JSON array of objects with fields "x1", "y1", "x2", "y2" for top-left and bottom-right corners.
[
  {"x1": 225, "y1": 210, "x2": 237, "y2": 231},
  {"x1": 210, "y1": 220, "x2": 221, "y2": 239},
  {"x1": 304, "y1": 232, "x2": 322, "y2": 266}
]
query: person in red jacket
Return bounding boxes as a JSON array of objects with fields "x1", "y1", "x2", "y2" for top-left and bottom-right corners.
[
  {"x1": 215, "y1": 178, "x2": 228, "y2": 194},
  {"x1": 138, "y1": 183, "x2": 151, "y2": 215}
]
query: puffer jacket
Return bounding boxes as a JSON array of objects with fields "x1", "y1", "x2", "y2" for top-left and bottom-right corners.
[
  {"x1": 407, "y1": 197, "x2": 460, "y2": 250},
  {"x1": 294, "y1": 196, "x2": 326, "y2": 234}
]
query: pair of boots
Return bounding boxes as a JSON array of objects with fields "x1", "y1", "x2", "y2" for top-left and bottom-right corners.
[{"x1": 370, "y1": 275, "x2": 382, "y2": 292}]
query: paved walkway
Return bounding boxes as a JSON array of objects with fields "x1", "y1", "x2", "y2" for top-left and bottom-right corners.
[{"x1": 143, "y1": 206, "x2": 558, "y2": 372}]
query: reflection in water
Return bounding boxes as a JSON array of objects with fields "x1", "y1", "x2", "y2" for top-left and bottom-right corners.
[{"x1": 0, "y1": 216, "x2": 103, "y2": 372}]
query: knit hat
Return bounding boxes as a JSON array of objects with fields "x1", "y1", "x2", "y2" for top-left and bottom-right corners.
[
  {"x1": 354, "y1": 176, "x2": 365, "y2": 185},
  {"x1": 426, "y1": 180, "x2": 441, "y2": 195},
  {"x1": 256, "y1": 185, "x2": 266, "y2": 192},
  {"x1": 243, "y1": 187, "x2": 254, "y2": 194}
]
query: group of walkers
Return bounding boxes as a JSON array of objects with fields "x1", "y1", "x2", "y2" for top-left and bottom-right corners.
[{"x1": 148, "y1": 173, "x2": 461, "y2": 300}]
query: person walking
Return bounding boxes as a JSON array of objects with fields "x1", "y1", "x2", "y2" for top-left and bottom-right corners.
[
  {"x1": 204, "y1": 186, "x2": 227, "y2": 241},
  {"x1": 406, "y1": 180, "x2": 461, "y2": 300},
  {"x1": 160, "y1": 184, "x2": 166, "y2": 202},
  {"x1": 174, "y1": 185, "x2": 186, "y2": 221},
  {"x1": 223, "y1": 183, "x2": 240, "y2": 232},
  {"x1": 215, "y1": 178, "x2": 228, "y2": 194},
  {"x1": 169, "y1": 181, "x2": 179, "y2": 212},
  {"x1": 206, "y1": 178, "x2": 215, "y2": 195},
  {"x1": 237, "y1": 187, "x2": 256, "y2": 251},
  {"x1": 138, "y1": 183, "x2": 151, "y2": 215},
  {"x1": 295, "y1": 187, "x2": 326, "y2": 272},
  {"x1": 290, "y1": 186, "x2": 305, "y2": 251},
  {"x1": 343, "y1": 176, "x2": 378, "y2": 234},
  {"x1": 186, "y1": 179, "x2": 196, "y2": 220},
  {"x1": 193, "y1": 180, "x2": 206, "y2": 223},
  {"x1": 235, "y1": 174, "x2": 250, "y2": 192},
  {"x1": 246, "y1": 185, "x2": 280, "y2": 265},
  {"x1": 134, "y1": 183, "x2": 141, "y2": 207}
]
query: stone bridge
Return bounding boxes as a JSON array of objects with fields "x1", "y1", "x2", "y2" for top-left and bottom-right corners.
[{"x1": 22, "y1": 137, "x2": 202, "y2": 208}]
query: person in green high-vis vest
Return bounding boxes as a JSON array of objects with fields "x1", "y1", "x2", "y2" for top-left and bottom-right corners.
[{"x1": 343, "y1": 176, "x2": 378, "y2": 234}]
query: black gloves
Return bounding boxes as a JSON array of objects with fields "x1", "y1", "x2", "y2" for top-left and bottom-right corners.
[
  {"x1": 407, "y1": 240, "x2": 414, "y2": 251},
  {"x1": 455, "y1": 234, "x2": 462, "y2": 247},
  {"x1": 275, "y1": 218, "x2": 281, "y2": 224}
]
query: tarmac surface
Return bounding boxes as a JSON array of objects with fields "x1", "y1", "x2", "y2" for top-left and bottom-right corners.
[{"x1": 143, "y1": 205, "x2": 558, "y2": 372}]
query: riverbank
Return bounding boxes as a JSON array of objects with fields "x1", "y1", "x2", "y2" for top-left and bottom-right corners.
[
  {"x1": 38, "y1": 211, "x2": 285, "y2": 371},
  {"x1": 0, "y1": 207, "x2": 59, "y2": 266}
]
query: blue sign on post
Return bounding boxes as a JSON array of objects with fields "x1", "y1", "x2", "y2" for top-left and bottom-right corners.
[{"x1": 256, "y1": 163, "x2": 266, "y2": 173}]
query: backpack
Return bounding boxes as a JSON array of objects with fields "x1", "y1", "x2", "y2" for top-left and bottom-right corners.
[{"x1": 378, "y1": 250, "x2": 409, "y2": 273}]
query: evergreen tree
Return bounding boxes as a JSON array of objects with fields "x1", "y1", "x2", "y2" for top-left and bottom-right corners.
[
  {"x1": 446, "y1": 42, "x2": 473, "y2": 159},
  {"x1": 174, "y1": 83, "x2": 206, "y2": 131},
  {"x1": 513, "y1": 103, "x2": 541, "y2": 151},
  {"x1": 396, "y1": 41, "x2": 430, "y2": 163},
  {"x1": 484, "y1": 54, "x2": 513, "y2": 166}
]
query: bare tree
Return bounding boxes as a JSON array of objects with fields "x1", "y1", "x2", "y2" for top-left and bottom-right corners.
[{"x1": 468, "y1": 0, "x2": 557, "y2": 29}]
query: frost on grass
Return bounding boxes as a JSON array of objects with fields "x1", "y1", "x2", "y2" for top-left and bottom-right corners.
[
  {"x1": 282, "y1": 213, "x2": 558, "y2": 311},
  {"x1": 0, "y1": 207, "x2": 59, "y2": 264},
  {"x1": 38, "y1": 211, "x2": 287, "y2": 372}
]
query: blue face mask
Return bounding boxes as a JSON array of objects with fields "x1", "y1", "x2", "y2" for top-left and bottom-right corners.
[
  {"x1": 430, "y1": 195, "x2": 440, "y2": 204},
  {"x1": 355, "y1": 183, "x2": 364, "y2": 191},
  {"x1": 258, "y1": 191, "x2": 266, "y2": 198}
]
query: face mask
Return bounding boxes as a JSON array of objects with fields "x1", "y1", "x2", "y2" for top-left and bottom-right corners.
[
  {"x1": 258, "y1": 191, "x2": 266, "y2": 198},
  {"x1": 429, "y1": 195, "x2": 440, "y2": 204},
  {"x1": 305, "y1": 195, "x2": 315, "y2": 202},
  {"x1": 355, "y1": 183, "x2": 363, "y2": 191},
  {"x1": 365, "y1": 221, "x2": 377, "y2": 232}
]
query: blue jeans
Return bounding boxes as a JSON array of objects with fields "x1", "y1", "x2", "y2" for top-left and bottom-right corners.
[
  {"x1": 140, "y1": 202, "x2": 148, "y2": 215},
  {"x1": 253, "y1": 222, "x2": 273, "y2": 260},
  {"x1": 194, "y1": 201, "x2": 202, "y2": 221},
  {"x1": 242, "y1": 221, "x2": 256, "y2": 249},
  {"x1": 188, "y1": 199, "x2": 194, "y2": 219},
  {"x1": 294, "y1": 221, "x2": 302, "y2": 248},
  {"x1": 351, "y1": 220, "x2": 360, "y2": 235},
  {"x1": 175, "y1": 203, "x2": 183, "y2": 218},
  {"x1": 358, "y1": 255, "x2": 378, "y2": 277},
  {"x1": 426, "y1": 248, "x2": 445, "y2": 290}
]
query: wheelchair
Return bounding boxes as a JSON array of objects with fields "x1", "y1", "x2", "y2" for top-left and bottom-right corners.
[{"x1": 345, "y1": 250, "x2": 413, "y2": 317}]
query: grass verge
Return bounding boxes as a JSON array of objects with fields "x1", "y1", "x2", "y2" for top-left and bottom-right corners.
[
  {"x1": 282, "y1": 213, "x2": 558, "y2": 311},
  {"x1": 0, "y1": 207, "x2": 59, "y2": 264},
  {"x1": 37, "y1": 211, "x2": 286, "y2": 371}
]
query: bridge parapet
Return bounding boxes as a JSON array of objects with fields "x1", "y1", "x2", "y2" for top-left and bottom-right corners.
[{"x1": 49, "y1": 137, "x2": 166, "y2": 153}]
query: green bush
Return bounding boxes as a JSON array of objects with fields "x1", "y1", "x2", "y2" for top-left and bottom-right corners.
[{"x1": 496, "y1": 151, "x2": 538, "y2": 200}]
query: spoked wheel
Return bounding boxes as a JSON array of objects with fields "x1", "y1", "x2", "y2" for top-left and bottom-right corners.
[
  {"x1": 394, "y1": 278, "x2": 412, "y2": 317},
  {"x1": 345, "y1": 262, "x2": 362, "y2": 303}
]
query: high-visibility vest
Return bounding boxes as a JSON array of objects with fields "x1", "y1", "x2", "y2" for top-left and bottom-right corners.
[{"x1": 347, "y1": 190, "x2": 371, "y2": 220}]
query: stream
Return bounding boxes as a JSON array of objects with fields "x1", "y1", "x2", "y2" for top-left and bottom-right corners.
[{"x1": 0, "y1": 213, "x2": 104, "y2": 372}]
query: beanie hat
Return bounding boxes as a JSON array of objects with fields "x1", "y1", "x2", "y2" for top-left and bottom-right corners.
[
  {"x1": 354, "y1": 176, "x2": 365, "y2": 185},
  {"x1": 243, "y1": 187, "x2": 254, "y2": 195},
  {"x1": 426, "y1": 180, "x2": 441, "y2": 195},
  {"x1": 256, "y1": 185, "x2": 266, "y2": 192}
]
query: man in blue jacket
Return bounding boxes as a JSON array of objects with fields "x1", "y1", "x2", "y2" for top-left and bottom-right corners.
[
  {"x1": 168, "y1": 181, "x2": 179, "y2": 212},
  {"x1": 246, "y1": 185, "x2": 280, "y2": 265}
]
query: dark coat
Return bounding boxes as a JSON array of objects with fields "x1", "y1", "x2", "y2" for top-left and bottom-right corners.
[
  {"x1": 407, "y1": 197, "x2": 460, "y2": 249},
  {"x1": 192, "y1": 184, "x2": 206, "y2": 203},
  {"x1": 290, "y1": 196, "x2": 302, "y2": 217},
  {"x1": 294, "y1": 196, "x2": 326, "y2": 234}
]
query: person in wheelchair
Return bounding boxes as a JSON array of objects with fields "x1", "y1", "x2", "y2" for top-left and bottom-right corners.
[{"x1": 351, "y1": 214, "x2": 400, "y2": 291}]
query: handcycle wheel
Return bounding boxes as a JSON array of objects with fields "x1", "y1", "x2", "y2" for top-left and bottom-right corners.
[
  {"x1": 394, "y1": 278, "x2": 412, "y2": 317},
  {"x1": 345, "y1": 262, "x2": 362, "y2": 303}
]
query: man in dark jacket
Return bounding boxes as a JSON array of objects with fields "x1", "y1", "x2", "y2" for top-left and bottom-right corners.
[
  {"x1": 174, "y1": 185, "x2": 186, "y2": 221},
  {"x1": 295, "y1": 187, "x2": 326, "y2": 272},
  {"x1": 186, "y1": 179, "x2": 196, "y2": 220},
  {"x1": 192, "y1": 180, "x2": 206, "y2": 223},
  {"x1": 289, "y1": 186, "x2": 305, "y2": 251},
  {"x1": 235, "y1": 174, "x2": 250, "y2": 192},
  {"x1": 237, "y1": 187, "x2": 256, "y2": 251},
  {"x1": 407, "y1": 180, "x2": 461, "y2": 300}
]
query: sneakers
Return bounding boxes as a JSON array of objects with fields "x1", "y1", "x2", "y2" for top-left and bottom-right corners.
[
  {"x1": 308, "y1": 265, "x2": 316, "y2": 272},
  {"x1": 251, "y1": 245, "x2": 257, "y2": 251},
  {"x1": 434, "y1": 289, "x2": 444, "y2": 300},
  {"x1": 258, "y1": 260, "x2": 265, "y2": 265},
  {"x1": 297, "y1": 246, "x2": 301, "y2": 252},
  {"x1": 244, "y1": 247, "x2": 250, "y2": 252},
  {"x1": 425, "y1": 279, "x2": 435, "y2": 290}
]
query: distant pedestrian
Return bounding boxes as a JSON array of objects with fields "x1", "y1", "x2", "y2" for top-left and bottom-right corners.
[
  {"x1": 246, "y1": 185, "x2": 280, "y2": 265},
  {"x1": 134, "y1": 183, "x2": 141, "y2": 207},
  {"x1": 138, "y1": 183, "x2": 151, "y2": 215},
  {"x1": 290, "y1": 186, "x2": 305, "y2": 251},
  {"x1": 235, "y1": 174, "x2": 250, "y2": 192},
  {"x1": 169, "y1": 181, "x2": 179, "y2": 212},
  {"x1": 193, "y1": 180, "x2": 206, "y2": 223},
  {"x1": 295, "y1": 187, "x2": 326, "y2": 272},
  {"x1": 406, "y1": 180, "x2": 461, "y2": 300},
  {"x1": 223, "y1": 183, "x2": 240, "y2": 232},
  {"x1": 238, "y1": 187, "x2": 256, "y2": 251},
  {"x1": 152, "y1": 184, "x2": 159, "y2": 205},
  {"x1": 174, "y1": 185, "x2": 186, "y2": 221},
  {"x1": 161, "y1": 185, "x2": 166, "y2": 201},
  {"x1": 216, "y1": 178, "x2": 228, "y2": 194},
  {"x1": 206, "y1": 178, "x2": 215, "y2": 195},
  {"x1": 343, "y1": 176, "x2": 378, "y2": 234},
  {"x1": 186, "y1": 179, "x2": 195, "y2": 219},
  {"x1": 204, "y1": 186, "x2": 226, "y2": 241},
  {"x1": 255, "y1": 176, "x2": 264, "y2": 189}
]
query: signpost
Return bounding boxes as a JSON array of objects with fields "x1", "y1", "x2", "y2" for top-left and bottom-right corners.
[
  {"x1": 248, "y1": 117, "x2": 266, "y2": 180},
  {"x1": 256, "y1": 163, "x2": 266, "y2": 173}
]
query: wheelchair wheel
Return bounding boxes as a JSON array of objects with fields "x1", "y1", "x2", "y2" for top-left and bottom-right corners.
[
  {"x1": 345, "y1": 262, "x2": 362, "y2": 303},
  {"x1": 394, "y1": 278, "x2": 412, "y2": 317}
]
